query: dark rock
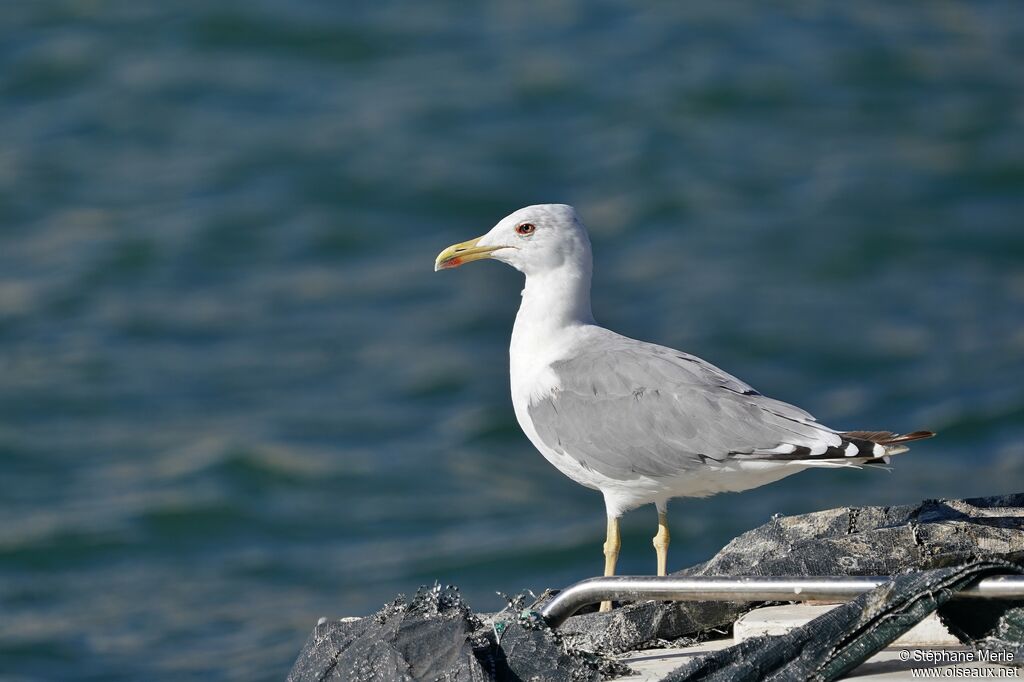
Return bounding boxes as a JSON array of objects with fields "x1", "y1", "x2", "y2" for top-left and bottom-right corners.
[
  {"x1": 482, "y1": 611, "x2": 602, "y2": 681},
  {"x1": 289, "y1": 586, "x2": 613, "y2": 681},
  {"x1": 288, "y1": 585, "x2": 489, "y2": 681}
]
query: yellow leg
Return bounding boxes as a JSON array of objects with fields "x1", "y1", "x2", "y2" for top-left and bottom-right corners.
[
  {"x1": 653, "y1": 511, "x2": 670, "y2": 576},
  {"x1": 599, "y1": 516, "x2": 620, "y2": 612}
]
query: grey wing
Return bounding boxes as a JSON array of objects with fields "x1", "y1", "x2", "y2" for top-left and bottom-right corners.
[{"x1": 527, "y1": 339, "x2": 842, "y2": 481}]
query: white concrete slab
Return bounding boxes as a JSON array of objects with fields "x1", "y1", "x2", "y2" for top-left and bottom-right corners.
[
  {"x1": 618, "y1": 639, "x2": 733, "y2": 681},
  {"x1": 734, "y1": 604, "x2": 960, "y2": 647}
]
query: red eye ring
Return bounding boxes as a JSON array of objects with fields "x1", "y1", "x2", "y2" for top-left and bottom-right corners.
[{"x1": 516, "y1": 222, "x2": 536, "y2": 236}]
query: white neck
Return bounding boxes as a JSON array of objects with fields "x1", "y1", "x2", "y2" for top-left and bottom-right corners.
[{"x1": 511, "y1": 263, "x2": 594, "y2": 360}]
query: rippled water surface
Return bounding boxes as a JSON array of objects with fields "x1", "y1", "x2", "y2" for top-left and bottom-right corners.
[{"x1": 2, "y1": 2, "x2": 1023, "y2": 679}]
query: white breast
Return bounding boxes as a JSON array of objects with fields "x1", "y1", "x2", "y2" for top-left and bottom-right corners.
[
  {"x1": 510, "y1": 361, "x2": 609, "y2": 494},
  {"x1": 509, "y1": 322, "x2": 662, "y2": 507},
  {"x1": 509, "y1": 318, "x2": 597, "y2": 482}
]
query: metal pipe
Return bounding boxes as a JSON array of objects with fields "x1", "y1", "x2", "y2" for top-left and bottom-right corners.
[{"x1": 540, "y1": 575, "x2": 1024, "y2": 628}]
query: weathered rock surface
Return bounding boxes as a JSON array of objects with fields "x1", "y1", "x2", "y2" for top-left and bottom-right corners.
[{"x1": 287, "y1": 584, "x2": 617, "y2": 681}]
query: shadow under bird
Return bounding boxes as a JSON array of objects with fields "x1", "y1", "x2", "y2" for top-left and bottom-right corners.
[{"x1": 435, "y1": 204, "x2": 933, "y2": 611}]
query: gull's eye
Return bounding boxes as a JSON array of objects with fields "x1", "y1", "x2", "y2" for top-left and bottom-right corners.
[{"x1": 515, "y1": 222, "x2": 536, "y2": 236}]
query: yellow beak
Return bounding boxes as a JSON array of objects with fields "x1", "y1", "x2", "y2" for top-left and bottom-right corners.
[{"x1": 434, "y1": 236, "x2": 504, "y2": 271}]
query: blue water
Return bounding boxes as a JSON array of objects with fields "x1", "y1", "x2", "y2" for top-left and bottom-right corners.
[{"x1": 1, "y1": 2, "x2": 1022, "y2": 679}]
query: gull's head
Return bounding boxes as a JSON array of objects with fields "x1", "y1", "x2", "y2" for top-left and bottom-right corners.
[{"x1": 434, "y1": 204, "x2": 592, "y2": 277}]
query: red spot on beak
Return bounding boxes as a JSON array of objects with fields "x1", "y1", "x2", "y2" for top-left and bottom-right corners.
[{"x1": 447, "y1": 257, "x2": 462, "y2": 267}]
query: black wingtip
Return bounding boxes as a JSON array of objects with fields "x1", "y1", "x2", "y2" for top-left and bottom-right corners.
[
  {"x1": 886, "y1": 430, "x2": 936, "y2": 444},
  {"x1": 841, "y1": 430, "x2": 936, "y2": 445}
]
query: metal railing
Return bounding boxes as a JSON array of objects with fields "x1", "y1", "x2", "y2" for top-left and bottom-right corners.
[{"x1": 540, "y1": 575, "x2": 1024, "y2": 628}]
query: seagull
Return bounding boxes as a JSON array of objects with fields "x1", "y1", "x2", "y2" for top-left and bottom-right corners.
[{"x1": 435, "y1": 204, "x2": 933, "y2": 611}]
